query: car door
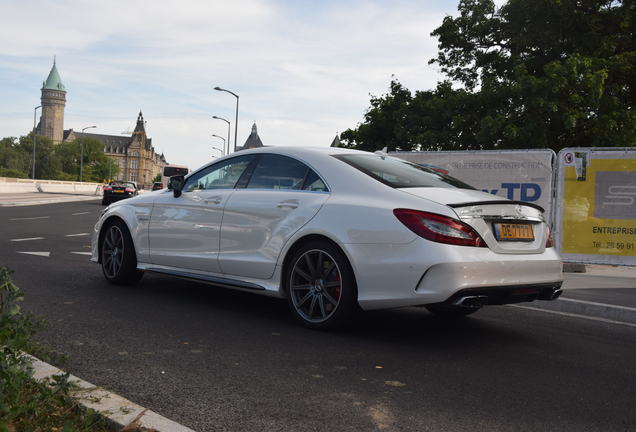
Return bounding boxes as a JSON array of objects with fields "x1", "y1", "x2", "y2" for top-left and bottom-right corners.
[
  {"x1": 148, "y1": 155, "x2": 255, "y2": 273},
  {"x1": 219, "y1": 154, "x2": 330, "y2": 279}
]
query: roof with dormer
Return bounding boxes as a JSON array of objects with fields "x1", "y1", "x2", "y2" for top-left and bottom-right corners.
[
  {"x1": 62, "y1": 112, "x2": 157, "y2": 154},
  {"x1": 42, "y1": 59, "x2": 65, "y2": 91}
]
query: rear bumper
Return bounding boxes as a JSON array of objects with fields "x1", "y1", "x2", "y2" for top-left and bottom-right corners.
[
  {"x1": 432, "y1": 282, "x2": 563, "y2": 310},
  {"x1": 343, "y1": 239, "x2": 563, "y2": 310},
  {"x1": 104, "y1": 193, "x2": 134, "y2": 202}
]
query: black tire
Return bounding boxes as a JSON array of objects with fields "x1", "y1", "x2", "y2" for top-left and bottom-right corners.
[
  {"x1": 100, "y1": 219, "x2": 143, "y2": 285},
  {"x1": 425, "y1": 304, "x2": 479, "y2": 318},
  {"x1": 285, "y1": 240, "x2": 358, "y2": 330}
]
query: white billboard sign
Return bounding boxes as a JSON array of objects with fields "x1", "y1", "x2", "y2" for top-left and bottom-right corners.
[{"x1": 390, "y1": 150, "x2": 556, "y2": 220}]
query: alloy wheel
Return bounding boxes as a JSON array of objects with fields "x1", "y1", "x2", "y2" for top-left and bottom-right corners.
[
  {"x1": 289, "y1": 249, "x2": 343, "y2": 323},
  {"x1": 102, "y1": 225, "x2": 124, "y2": 279}
]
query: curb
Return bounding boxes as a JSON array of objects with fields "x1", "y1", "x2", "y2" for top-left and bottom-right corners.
[
  {"x1": 562, "y1": 263, "x2": 586, "y2": 273},
  {"x1": 27, "y1": 354, "x2": 195, "y2": 432},
  {"x1": 529, "y1": 296, "x2": 636, "y2": 325}
]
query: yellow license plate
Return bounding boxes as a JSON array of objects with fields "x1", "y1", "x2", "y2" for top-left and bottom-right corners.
[
  {"x1": 493, "y1": 223, "x2": 534, "y2": 241},
  {"x1": 114, "y1": 190, "x2": 124, "y2": 193}
]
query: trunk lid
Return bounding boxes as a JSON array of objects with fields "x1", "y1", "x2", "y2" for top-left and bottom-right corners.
[{"x1": 398, "y1": 187, "x2": 549, "y2": 254}]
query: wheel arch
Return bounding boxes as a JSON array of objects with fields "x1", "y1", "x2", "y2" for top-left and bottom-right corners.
[
  {"x1": 279, "y1": 233, "x2": 358, "y2": 298},
  {"x1": 97, "y1": 215, "x2": 133, "y2": 264}
]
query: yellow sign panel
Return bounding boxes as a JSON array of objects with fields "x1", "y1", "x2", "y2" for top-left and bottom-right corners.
[{"x1": 561, "y1": 158, "x2": 636, "y2": 257}]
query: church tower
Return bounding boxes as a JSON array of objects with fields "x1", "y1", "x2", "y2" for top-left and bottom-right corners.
[{"x1": 39, "y1": 59, "x2": 66, "y2": 143}]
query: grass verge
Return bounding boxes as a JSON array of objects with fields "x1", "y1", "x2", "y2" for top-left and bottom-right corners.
[{"x1": 0, "y1": 267, "x2": 111, "y2": 432}]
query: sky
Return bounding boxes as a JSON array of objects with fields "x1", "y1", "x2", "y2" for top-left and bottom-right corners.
[{"x1": 0, "y1": 0, "x2": 502, "y2": 171}]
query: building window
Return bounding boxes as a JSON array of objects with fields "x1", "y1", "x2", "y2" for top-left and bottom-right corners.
[
  {"x1": 130, "y1": 173, "x2": 137, "y2": 183},
  {"x1": 131, "y1": 160, "x2": 139, "y2": 169},
  {"x1": 131, "y1": 151, "x2": 139, "y2": 157}
]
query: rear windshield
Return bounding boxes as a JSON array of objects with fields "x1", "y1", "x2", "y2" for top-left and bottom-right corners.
[
  {"x1": 164, "y1": 166, "x2": 189, "y2": 177},
  {"x1": 333, "y1": 154, "x2": 475, "y2": 189},
  {"x1": 110, "y1": 182, "x2": 135, "y2": 188}
]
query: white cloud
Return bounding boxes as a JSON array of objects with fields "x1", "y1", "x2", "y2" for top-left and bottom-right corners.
[{"x1": 0, "y1": 0, "x2": 461, "y2": 171}]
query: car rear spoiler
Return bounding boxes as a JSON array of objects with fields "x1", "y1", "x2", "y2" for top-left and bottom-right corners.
[{"x1": 447, "y1": 200, "x2": 545, "y2": 213}]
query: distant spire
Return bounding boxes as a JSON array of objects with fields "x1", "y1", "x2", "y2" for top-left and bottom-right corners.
[
  {"x1": 134, "y1": 111, "x2": 146, "y2": 133},
  {"x1": 42, "y1": 58, "x2": 65, "y2": 91},
  {"x1": 242, "y1": 122, "x2": 264, "y2": 149},
  {"x1": 330, "y1": 134, "x2": 341, "y2": 147}
]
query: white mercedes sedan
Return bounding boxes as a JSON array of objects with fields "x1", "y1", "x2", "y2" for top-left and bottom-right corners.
[{"x1": 91, "y1": 147, "x2": 563, "y2": 329}]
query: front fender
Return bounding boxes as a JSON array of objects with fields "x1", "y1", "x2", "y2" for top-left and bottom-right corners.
[{"x1": 91, "y1": 202, "x2": 152, "y2": 264}]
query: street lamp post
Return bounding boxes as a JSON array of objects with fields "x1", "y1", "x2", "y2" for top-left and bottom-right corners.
[
  {"x1": 32, "y1": 105, "x2": 41, "y2": 179},
  {"x1": 211, "y1": 146, "x2": 223, "y2": 158},
  {"x1": 213, "y1": 87, "x2": 239, "y2": 152},
  {"x1": 212, "y1": 134, "x2": 226, "y2": 156},
  {"x1": 212, "y1": 115, "x2": 231, "y2": 155},
  {"x1": 80, "y1": 126, "x2": 97, "y2": 182}
]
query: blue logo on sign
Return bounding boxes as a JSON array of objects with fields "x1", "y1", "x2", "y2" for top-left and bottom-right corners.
[{"x1": 482, "y1": 183, "x2": 542, "y2": 202}]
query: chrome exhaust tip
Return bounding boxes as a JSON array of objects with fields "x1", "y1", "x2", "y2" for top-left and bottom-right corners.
[
  {"x1": 453, "y1": 295, "x2": 488, "y2": 309},
  {"x1": 538, "y1": 287, "x2": 563, "y2": 301}
]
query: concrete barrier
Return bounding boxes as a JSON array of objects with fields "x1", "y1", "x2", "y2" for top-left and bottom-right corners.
[{"x1": 0, "y1": 177, "x2": 103, "y2": 195}]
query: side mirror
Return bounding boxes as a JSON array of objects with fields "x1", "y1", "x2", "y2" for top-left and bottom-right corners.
[{"x1": 169, "y1": 175, "x2": 185, "y2": 198}]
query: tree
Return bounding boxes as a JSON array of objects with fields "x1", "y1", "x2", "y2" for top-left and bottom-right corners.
[
  {"x1": 343, "y1": 0, "x2": 635, "y2": 152},
  {"x1": 0, "y1": 137, "x2": 29, "y2": 178},
  {"x1": 15, "y1": 134, "x2": 60, "y2": 179},
  {"x1": 152, "y1": 173, "x2": 162, "y2": 183},
  {"x1": 93, "y1": 157, "x2": 120, "y2": 182},
  {"x1": 56, "y1": 137, "x2": 112, "y2": 182}
]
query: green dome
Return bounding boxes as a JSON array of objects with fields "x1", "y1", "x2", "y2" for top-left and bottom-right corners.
[{"x1": 42, "y1": 60, "x2": 65, "y2": 91}]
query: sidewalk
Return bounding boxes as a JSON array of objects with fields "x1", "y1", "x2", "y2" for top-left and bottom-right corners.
[
  {"x1": 526, "y1": 264, "x2": 636, "y2": 325},
  {"x1": 0, "y1": 192, "x2": 101, "y2": 207}
]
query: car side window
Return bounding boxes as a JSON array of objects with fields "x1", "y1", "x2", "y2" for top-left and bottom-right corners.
[
  {"x1": 246, "y1": 154, "x2": 309, "y2": 190},
  {"x1": 183, "y1": 155, "x2": 253, "y2": 192},
  {"x1": 302, "y1": 170, "x2": 328, "y2": 192}
]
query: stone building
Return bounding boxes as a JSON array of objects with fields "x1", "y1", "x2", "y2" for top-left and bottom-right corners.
[
  {"x1": 36, "y1": 60, "x2": 167, "y2": 188},
  {"x1": 64, "y1": 112, "x2": 167, "y2": 188},
  {"x1": 38, "y1": 59, "x2": 66, "y2": 144}
]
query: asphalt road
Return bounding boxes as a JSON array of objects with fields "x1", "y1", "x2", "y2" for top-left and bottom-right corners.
[{"x1": 1, "y1": 201, "x2": 635, "y2": 432}]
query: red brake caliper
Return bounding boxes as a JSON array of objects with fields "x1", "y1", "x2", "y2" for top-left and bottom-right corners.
[{"x1": 334, "y1": 271, "x2": 341, "y2": 300}]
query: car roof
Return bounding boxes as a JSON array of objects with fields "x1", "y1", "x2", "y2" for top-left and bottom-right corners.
[{"x1": 235, "y1": 146, "x2": 362, "y2": 157}]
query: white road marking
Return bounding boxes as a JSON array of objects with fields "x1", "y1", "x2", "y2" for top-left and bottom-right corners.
[
  {"x1": 10, "y1": 237, "x2": 45, "y2": 242},
  {"x1": 9, "y1": 216, "x2": 50, "y2": 221},
  {"x1": 72, "y1": 212, "x2": 90, "y2": 215},
  {"x1": 65, "y1": 233, "x2": 89, "y2": 237},
  {"x1": 17, "y1": 251, "x2": 50, "y2": 257},
  {"x1": 558, "y1": 296, "x2": 636, "y2": 312},
  {"x1": 71, "y1": 252, "x2": 92, "y2": 256},
  {"x1": 510, "y1": 304, "x2": 636, "y2": 328}
]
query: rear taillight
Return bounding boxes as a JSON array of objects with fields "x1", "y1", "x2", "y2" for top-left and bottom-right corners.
[
  {"x1": 103, "y1": 186, "x2": 112, "y2": 191},
  {"x1": 125, "y1": 188, "x2": 134, "y2": 193},
  {"x1": 393, "y1": 209, "x2": 486, "y2": 247},
  {"x1": 546, "y1": 225, "x2": 554, "y2": 248}
]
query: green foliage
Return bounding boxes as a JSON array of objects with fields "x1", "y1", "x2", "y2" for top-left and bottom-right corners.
[
  {"x1": 0, "y1": 137, "x2": 31, "y2": 178},
  {"x1": 152, "y1": 173, "x2": 162, "y2": 183},
  {"x1": 0, "y1": 134, "x2": 119, "y2": 182},
  {"x1": 0, "y1": 268, "x2": 110, "y2": 431},
  {"x1": 344, "y1": 0, "x2": 635, "y2": 152},
  {"x1": 93, "y1": 157, "x2": 119, "y2": 183},
  {"x1": 17, "y1": 134, "x2": 60, "y2": 179}
]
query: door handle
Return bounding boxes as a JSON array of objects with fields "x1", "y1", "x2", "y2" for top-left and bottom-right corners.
[
  {"x1": 204, "y1": 197, "x2": 222, "y2": 205},
  {"x1": 277, "y1": 200, "x2": 299, "y2": 209}
]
